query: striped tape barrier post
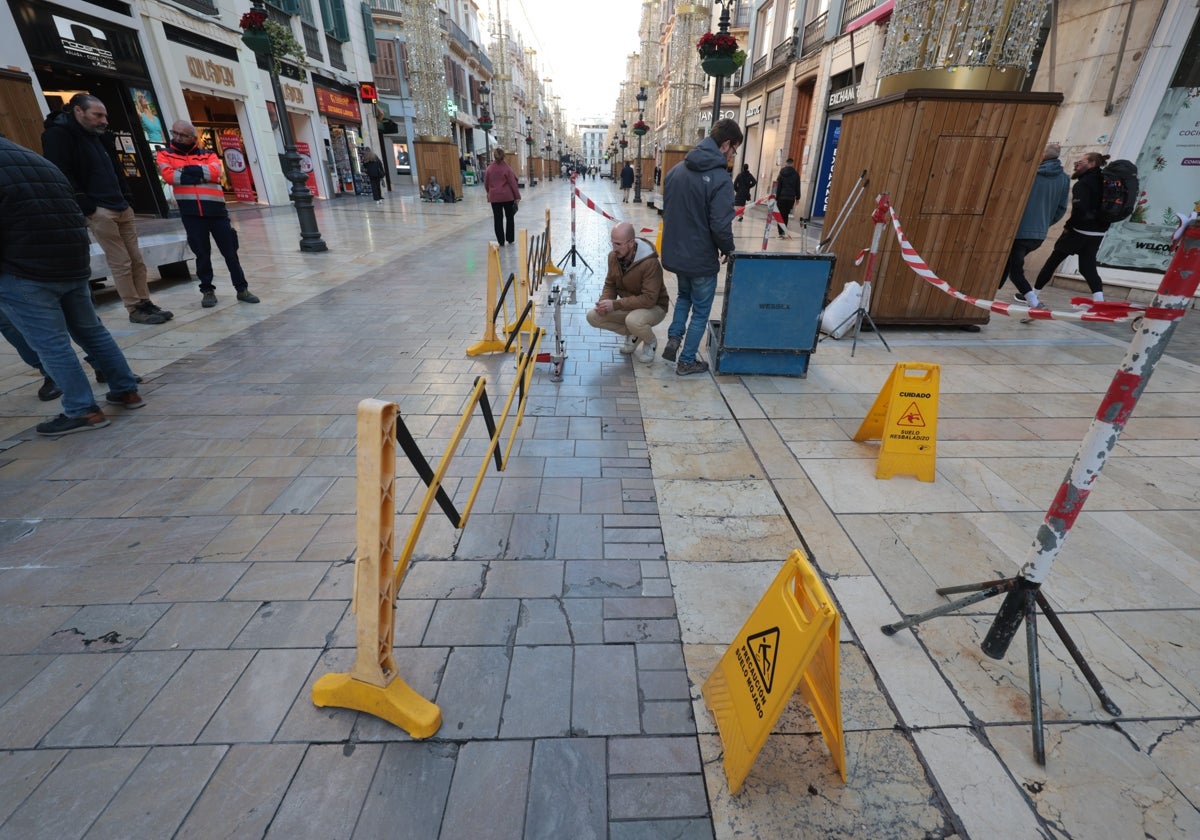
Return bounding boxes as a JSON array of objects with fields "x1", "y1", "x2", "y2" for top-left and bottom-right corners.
[
  {"x1": 556, "y1": 174, "x2": 593, "y2": 273},
  {"x1": 882, "y1": 218, "x2": 1200, "y2": 766}
]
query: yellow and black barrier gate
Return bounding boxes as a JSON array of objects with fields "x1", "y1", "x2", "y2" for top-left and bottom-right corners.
[{"x1": 313, "y1": 324, "x2": 544, "y2": 735}]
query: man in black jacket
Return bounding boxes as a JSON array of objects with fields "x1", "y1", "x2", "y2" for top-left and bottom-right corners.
[
  {"x1": 42, "y1": 93, "x2": 172, "y2": 325},
  {"x1": 774, "y1": 157, "x2": 801, "y2": 237},
  {"x1": 1033, "y1": 151, "x2": 1112, "y2": 302},
  {"x1": 0, "y1": 137, "x2": 145, "y2": 435}
]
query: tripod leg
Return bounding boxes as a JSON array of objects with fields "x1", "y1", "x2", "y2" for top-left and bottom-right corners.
[
  {"x1": 881, "y1": 581, "x2": 1012, "y2": 635},
  {"x1": 859, "y1": 310, "x2": 892, "y2": 352},
  {"x1": 937, "y1": 578, "x2": 1010, "y2": 596},
  {"x1": 1025, "y1": 592, "x2": 1046, "y2": 765},
  {"x1": 1035, "y1": 593, "x2": 1122, "y2": 716}
]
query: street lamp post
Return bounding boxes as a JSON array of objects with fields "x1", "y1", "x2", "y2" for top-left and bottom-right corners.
[
  {"x1": 634, "y1": 85, "x2": 647, "y2": 204},
  {"x1": 249, "y1": 0, "x2": 326, "y2": 251},
  {"x1": 710, "y1": 0, "x2": 734, "y2": 124},
  {"x1": 525, "y1": 115, "x2": 534, "y2": 185},
  {"x1": 478, "y1": 81, "x2": 492, "y2": 164}
]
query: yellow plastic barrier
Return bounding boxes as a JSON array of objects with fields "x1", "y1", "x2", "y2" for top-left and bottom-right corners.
[
  {"x1": 702, "y1": 549, "x2": 846, "y2": 794},
  {"x1": 312, "y1": 400, "x2": 441, "y2": 738},
  {"x1": 853, "y1": 362, "x2": 940, "y2": 481},
  {"x1": 467, "y1": 243, "x2": 510, "y2": 356},
  {"x1": 543, "y1": 208, "x2": 563, "y2": 275}
]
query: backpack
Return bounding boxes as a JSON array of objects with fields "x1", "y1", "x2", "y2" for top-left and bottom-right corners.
[{"x1": 1099, "y1": 160, "x2": 1138, "y2": 223}]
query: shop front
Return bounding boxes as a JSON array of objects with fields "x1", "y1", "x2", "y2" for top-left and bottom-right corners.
[
  {"x1": 315, "y1": 79, "x2": 367, "y2": 196},
  {"x1": 11, "y1": 0, "x2": 169, "y2": 216}
]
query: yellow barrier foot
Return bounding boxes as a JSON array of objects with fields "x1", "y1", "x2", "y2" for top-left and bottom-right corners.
[
  {"x1": 466, "y1": 339, "x2": 509, "y2": 356},
  {"x1": 544, "y1": 260, "x2": 564, "y2": 276},
  {"x1": 312, "y1": 672, "x2": 442, "y2": 739}
]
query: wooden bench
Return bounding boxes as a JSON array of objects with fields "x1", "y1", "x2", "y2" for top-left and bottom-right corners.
[{"x1": 88, "y1": 233, "x2": 192, "y2": 291}]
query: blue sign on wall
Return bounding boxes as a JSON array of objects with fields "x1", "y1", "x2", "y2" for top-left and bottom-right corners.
[{"x1": 810, "y1": 117, "x2": 842, "y2": 218}]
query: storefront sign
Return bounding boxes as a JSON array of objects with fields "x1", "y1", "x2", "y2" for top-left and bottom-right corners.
[
  {"x1": 12, "y1": 0, "x2": 150, "y2": 78},
  {"x1": 811, "y1": 116, "x2": 842, "y2": 218},
  {"x1": 359, "y1": 81, "x2": 378, "y2": 102},
  {"x1": 828, "y1": 84, "x2": 859, "y2": 109},
  {"x1": 220, "y1": 130, "x2": 256, "y2": 202},
  {"x1": 282, "y1": 82, "x2": 308, "y2": 107},
  {"x1": 316, "y1": 87, "x2": 361, "y2": 122},
  {"x1": 185, "y1": 56, "x2": 236, "y2": 89},
  {"x1": 700, "y1": 109, "x2": 739, "y2": 122},
  {"x1": 745, "y1": 102, "x2": 763, "y2": 120},
  {"x1": 295, "y1": 141, "x2": 321, "y2": 198}
]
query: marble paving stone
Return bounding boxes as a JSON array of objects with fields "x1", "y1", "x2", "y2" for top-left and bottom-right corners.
[
  {"x1": 828, "y1": 575, "x2": 970, "y2": 729},
  {"x1": 912, "y1": 728, "x2": 1043, "y2": 840},
  {"x1": 636, "y1": 642, "x2": 686, "y2": 672},
  {"x1": 193, "y1": 515, "x2": 279, "y2": 562},
  {"x1": 988, "y1": 721, "x2": 1200, "y2": 840},
  {"x1": 174, "y1": 743, "x2": 307, "y2": 840},
  {"x1": 135, "y1": 601, "x2": 259, "y2": 650},
  {"x1": 482, "y1": 560, "x2": 564, "y2": 598},
  {"x1": 84, "y1": 744, "x2": 228, "y2": 840},
  {"x1": 655, "y1": 478, "x2": 782, "y2": 518},
  {"x1": 0, "y1": 563, "x2": 168, "y2": 608},
  {"x1": 771, "y1": 477, "x2": 872, "y2": 576},
  {"x1": 243, "y1": 514, "x2": 328, "y2": 562},
  {"x1": 352, "y1": 742, "x2": 458, "y2": 839},
  {"x1": 699, "y1": 730, "x2": 950, "y2": 838},
  {"x1": 230, "y1": 600, "x2": 347, "y2": 649},
  {"x1": 648, "y1": 442, "x2": 764, "y2": 481},
  {"x1": 0, "y1": 747, "x2": 65, "y2": 827},
  {"x1": 454, "y1": 513, "x2": 510, "y2": 560},
  {"x1": 120, "y1": 649, "x2": 254, "y2": 745},
  {"x1": 609, "y1": 819, "x2": 715, "y2": 840},
  {"x1": 0, "y1": 653, "x2": 120, "y2": 749},
  {"x1": 0, "y1": 746, "x2": 146, "y2": 840},
  {"x1": 399, "y1": 559, "x2": 486, "y2": 600},
  {"x1": 670, "y1": 561, "x2": 781, "y2": 646},
  {"x1": 440, "y1": 740, "x2": 532, "y2": 839},
  {"x1": 525, "y1": 738, "x2": 607, "y2": 840},
  {"x1": 500, "y1": 645, "x2": 573, "y2": 738},
  {"x1": 434, "y1": 645, "x2": 511, "y2": 739},
  {"x1": 660, "y1": 514, "x2": 800, "y2": 564},
  {"x1": 43, "y1": 650, "x2": 186, "y2": 747},
  {"x1": 198, "y1": 648, "x2": 318, "y2": 743},
  {"x1": 224, "y1": 561, "x2": 329, "y2": 601},
  {"x1": 1097, "y1": 609, "x2": 1200, "y2": 701},
  {"x1": 266, "y1": 743, "x2": 382, "y2": 839},
  {"x1": 422, "y1": 598, "x2": 519, "y2": 646},
  {"x1": 573, "y1": 644, "x2": 641, "y2": 736},
  {"x1": 799, "y1": 458, "x2": 980, "y2": 514}
]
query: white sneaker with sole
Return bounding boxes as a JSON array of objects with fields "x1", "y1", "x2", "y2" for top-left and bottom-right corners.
[
  {"x1": 620, "y1": 335, "x2": 637, "y2": 354},
  {"x1": 634, "y1": 341, "x2": 657, "y2": 364}
]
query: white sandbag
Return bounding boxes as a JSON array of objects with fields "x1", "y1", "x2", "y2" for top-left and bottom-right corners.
[{"x1": 820, "y1": 281, "x2": 863, "y2": 339}]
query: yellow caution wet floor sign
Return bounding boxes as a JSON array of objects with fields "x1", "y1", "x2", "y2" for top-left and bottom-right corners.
[
  {"x1": 853, "y1": 362, "x2": 940, "y2": 482},
  {"x1": 701, "y1": 550, "x2": 846, "y2": 794}
]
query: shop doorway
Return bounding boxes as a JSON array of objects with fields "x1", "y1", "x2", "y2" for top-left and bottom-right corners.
[{"x1": 185, "y1": 91, "x2": 256, "y2": 204}]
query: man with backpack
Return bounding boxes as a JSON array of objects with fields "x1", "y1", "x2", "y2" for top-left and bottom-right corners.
[{"x1": 1034, "y1": 152, "x2": 1135, "y2": 302}]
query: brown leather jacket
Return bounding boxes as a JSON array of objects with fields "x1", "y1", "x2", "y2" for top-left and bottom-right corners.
[{"x1": 601, "y1": 238, "x2": 669, "y2": 312}]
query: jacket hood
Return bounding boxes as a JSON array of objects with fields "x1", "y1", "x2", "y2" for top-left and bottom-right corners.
[
  {"x1": 630, "y1": 238, "x2": 656, "y2": 266},
  {"x1": 1036, "y1": 158, "x2": 1065, "y2": 178},
  {"x1": 684, "y1": 137, "x2": 728, "y2": 173},
  {"x1": 44, "y1": 111, "x2": 73, "y2": 131}
]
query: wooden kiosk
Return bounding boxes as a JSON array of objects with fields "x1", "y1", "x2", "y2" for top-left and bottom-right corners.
[
  {"x1": 823, "y1": 89, "x2": 1061, "y2": 326},
  {"x1": 412, "y1": 135, "x2": 463, "y2": 198}
]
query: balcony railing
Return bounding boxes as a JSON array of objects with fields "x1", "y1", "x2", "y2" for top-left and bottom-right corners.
[
  {"x1": 448, "y1": 18, "x2": 472, "y2": 53},
  {"x1": 772, "y1": 36, "x2": 796, "y2": 66},
  {"x1": 302, "y1": 22, "x2": 323, "y2": 60},
  {"x1": 843, "y1": 0, "x2": 878, "y2": 24},
  {"x1": 369, "y1": 0, "x2": 403, "y2": 11},
  {"x1": 801, "y1": 12, "x2": 827, "y2": 57},
  {"x1": 751, "y1": 54, "x2": 767, "y2": 79},
  {"x1": 475, "y1": 47, "x2": 493, "y2": 74},
  {"x1": 327, "y1": 36, "x2": 345, "y2": 70},
  {"x1": 172, "y1": 0, "x2": 217, "y2": 14}
]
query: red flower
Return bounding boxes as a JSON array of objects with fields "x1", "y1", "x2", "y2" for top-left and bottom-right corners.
[{"x1": 240, "y1": 10, "x2": 268, "y2": 31}]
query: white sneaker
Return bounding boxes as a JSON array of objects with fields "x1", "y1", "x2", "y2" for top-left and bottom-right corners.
[
  {"x1": 620, "y1": 336, "x2": 637, "y2": 354},
  {"x1": 635, "y1": 340, "x2": 657, "y2": 364}
]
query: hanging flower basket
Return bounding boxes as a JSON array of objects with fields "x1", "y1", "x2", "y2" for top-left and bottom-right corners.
[
  {"x1": 697, "y1": 32, "x2": 746, "y2": 78},
  {"x1": 240, "y1": 10, "x2": 270, "y2": 55},
  {"x1": 478, "y1": 116, "x2": 493, "y2": 132},
  {"x1": 525, "y1": 135, "x2": 534, "y2": 146},
  {"x1": 619, "y1": 139, "x2": 628, "y2": 148},
  {"x1": 631, "y1": 120, "x2": 649, "y2": 137},
  {"x1": 241, "y1": 9, "x2": 310, "y2": 80}
]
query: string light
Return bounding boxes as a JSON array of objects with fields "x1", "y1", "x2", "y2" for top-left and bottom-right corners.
[{"x1": 403, "y1": 0, "x2": 450, "y2": 137}]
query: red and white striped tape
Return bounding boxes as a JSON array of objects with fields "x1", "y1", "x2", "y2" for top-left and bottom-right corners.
[
  {"x1": 572, "y1": 188, "x2": 656, "y2": 234},
  {"x1": 885, "y1": 207, "x2": 1164, "y2": 324}
]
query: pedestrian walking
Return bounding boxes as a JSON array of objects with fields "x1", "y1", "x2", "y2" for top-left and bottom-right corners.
[
  {"x1": 1002, "y1": 143, "x2": 1070, "y2": 309},
  {"x1": 484, "y1": 148, "x2": 521, "y2": 247},
  {"x1": 0, "y1": 136, "x2": 144, "y2": 435},
  {"x1": 586, "y1": 222, "x2": 668, "y2": 364},
  {"x1": 620, "y1": 162, "x2": 634, "y2": 203},
  {"x1": 362, "y1": 148, "x2": 386, "y2": 203},
  {"x1": 734, "y1": 164, "x2": 756, "y2": 222},
  {"x1": 156, "y1": 121, "x2": 260, "y2": 309},
  {"x1": 773, "y1": 157, "x2": 801, "y2": 237},
  {"x1": 1034, "y1": 152, "x2": 1114, "y2": 302},
  {"x1": 41, "y1": 93, "x2": 173, "y2": 325},
  {"x1": 660, "y1": 118, "x2": 741, "y2": 376}
]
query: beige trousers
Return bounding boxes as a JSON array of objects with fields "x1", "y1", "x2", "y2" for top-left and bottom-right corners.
[
  {"x1": 87, "y1": 206, "x2": 150, "y2": 313},
  {"x1": 586, "y1": 304, "x2": 666, "y2": 347}
]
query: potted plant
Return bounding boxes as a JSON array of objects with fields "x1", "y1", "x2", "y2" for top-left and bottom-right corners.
[
  {"x1": 240, "y1": 10, "x2": 310, "y2": 80},
  {"x1": 696, "y1": 32, "x2": 746, "y2": 78},
  {"x1": 631, "y1": 120, "x2": 649, "y2": 137}
]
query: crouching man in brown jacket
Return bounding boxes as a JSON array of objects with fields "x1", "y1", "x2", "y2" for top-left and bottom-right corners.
[{"x1": 586, "y1": 222, "x2": 669, "y2": 364}]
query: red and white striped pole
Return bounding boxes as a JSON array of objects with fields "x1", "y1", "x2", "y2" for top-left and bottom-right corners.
[{"x1": 983, "y1": 218, "x2": 1200, "y2": 657}]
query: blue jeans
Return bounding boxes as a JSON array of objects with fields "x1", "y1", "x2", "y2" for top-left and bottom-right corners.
[
  {"x1": 667, "y1": 273, "x2": 717, "y2": 365},
  {"x1": 0, "y1": 306, "x2": 45, "y2": 374},
  {"x1": 0, "y1": 274, "x2": 139, "y2": 417}
]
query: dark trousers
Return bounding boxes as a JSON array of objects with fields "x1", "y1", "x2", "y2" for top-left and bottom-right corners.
[
  {"x1": 181, "y1": 214, "x2": 248, "y2": 293},
  {"x1": 999, "y1": 238, "x2": 1042, "y2": 295},
  {"x1": 776, "y1": 198, "x2": 795, "y2": 233},
  {"x1": 491, "y1": 201, "x2": 517, "y2": 246},
  {"x1": 369, "y1": 177, "x2": 383, "y2": 200},
  {"x1": 1035, "y1": 230, "x2": 1104, "y2": 294}
]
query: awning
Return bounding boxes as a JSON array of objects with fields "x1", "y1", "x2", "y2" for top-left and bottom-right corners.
[{"x1": 845, "y1": 0, "x2": 894, "y2": 33}]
